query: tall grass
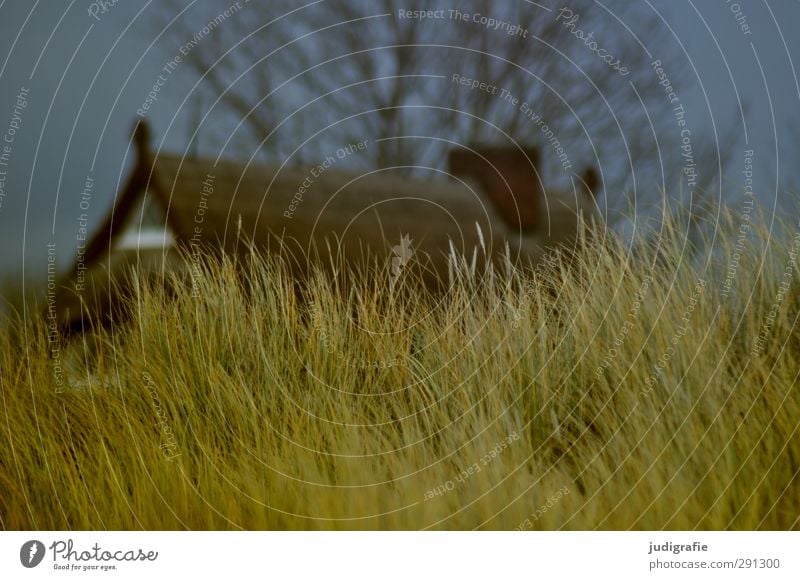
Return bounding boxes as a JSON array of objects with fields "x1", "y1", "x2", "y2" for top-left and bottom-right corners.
[{"x1": 1, "y1": 207, "x2": 798, "y2": 530}]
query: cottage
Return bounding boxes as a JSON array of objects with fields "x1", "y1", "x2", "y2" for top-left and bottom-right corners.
[{"x1": 51, "y1": 121, "x2": 600, "y2": 333}]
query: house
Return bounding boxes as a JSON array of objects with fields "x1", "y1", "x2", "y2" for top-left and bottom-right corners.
[{"x1": 51, "y1": 121, "x2": 600, "y2": 333}]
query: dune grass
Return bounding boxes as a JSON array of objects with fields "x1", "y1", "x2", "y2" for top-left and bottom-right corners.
[{"x1": 1, "y1": 209, "x2": 799, "y2": 530}]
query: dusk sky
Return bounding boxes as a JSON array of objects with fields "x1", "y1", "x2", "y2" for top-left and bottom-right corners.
[{"x1": 1, "y1": 1, "x2": 799, "y2": 311}]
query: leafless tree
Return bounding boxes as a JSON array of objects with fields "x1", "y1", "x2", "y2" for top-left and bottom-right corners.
[{"x1": 153, "y1": 0, "x2": 729, "y2": 224}]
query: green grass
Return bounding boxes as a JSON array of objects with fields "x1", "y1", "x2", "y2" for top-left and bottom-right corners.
[{"x1": 1, "y1": 208, "x2": 799, "y2": 530}]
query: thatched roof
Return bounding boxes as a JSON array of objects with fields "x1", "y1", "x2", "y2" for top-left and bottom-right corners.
[{"x1": 52, "y1": 120, "x2": 599, "y2": 332}]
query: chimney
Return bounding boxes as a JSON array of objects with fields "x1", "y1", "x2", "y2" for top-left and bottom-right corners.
[{"x1": 448, "y1": 146, "x2": 542, "y2": 231}]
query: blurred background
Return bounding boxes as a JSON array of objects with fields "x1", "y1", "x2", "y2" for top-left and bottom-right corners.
[{"x1": 0, "y1": 0, "x2": 798, "y2": 316}]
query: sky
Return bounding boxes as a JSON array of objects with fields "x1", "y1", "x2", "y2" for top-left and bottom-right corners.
[{"x1": 0, "y1": 0, "x2": 798, "y2": 311}]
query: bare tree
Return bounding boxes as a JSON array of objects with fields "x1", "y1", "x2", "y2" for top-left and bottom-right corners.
[{"x1": 153, "y1": 0, "x2": 727, "y2": 224}]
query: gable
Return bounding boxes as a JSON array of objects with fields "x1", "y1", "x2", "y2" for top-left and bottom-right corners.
[{"x1": 113, "y1": 189, "x2": 174, "y2": 252}]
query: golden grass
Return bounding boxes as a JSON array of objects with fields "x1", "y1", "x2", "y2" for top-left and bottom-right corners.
[{"x1": 1, "y1": 209, "x2": 799, "y2": 530}]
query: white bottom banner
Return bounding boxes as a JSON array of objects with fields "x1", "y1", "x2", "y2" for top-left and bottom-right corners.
[{"x1": 1, "y1": 532, "x2": 797, "y2": 579}]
